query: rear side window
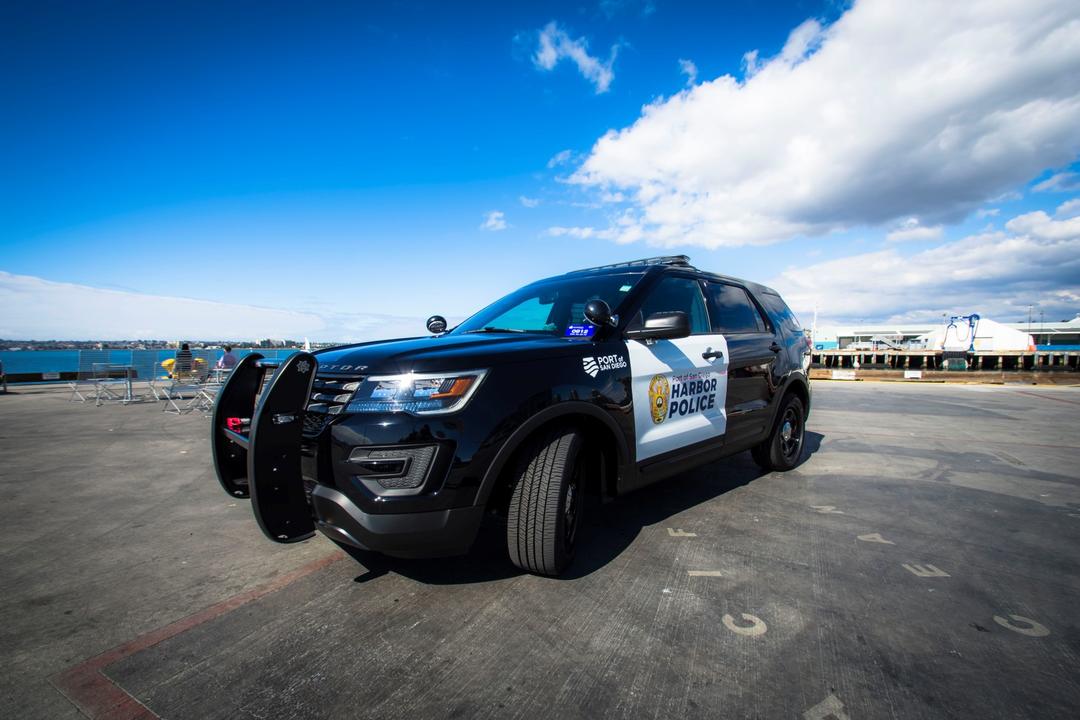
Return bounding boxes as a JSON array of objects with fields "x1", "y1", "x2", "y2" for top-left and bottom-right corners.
[
  {"x1": 759, "y1": 292, "x2": 803, "y2": 333},
  {"x1": 631, "y1": 276, "x2": 711, "y2": 335},
  {"x1": 705, "y1": 282, "x2": 767, "y2": 334}
]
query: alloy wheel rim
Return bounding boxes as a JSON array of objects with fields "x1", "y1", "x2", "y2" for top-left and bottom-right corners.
[{"x1": 780, "y1": 408, "x2": 802, "y2": 460}]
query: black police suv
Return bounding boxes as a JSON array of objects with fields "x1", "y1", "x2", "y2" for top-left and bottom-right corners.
[{"x1": 211, "y1": 256, "x2": 811, "y2": 576}]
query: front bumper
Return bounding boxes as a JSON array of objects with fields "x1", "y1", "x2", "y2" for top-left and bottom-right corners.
[
  {"x1": 311, "y1": 485, "x2": 485, "y2": 558},
  {"x1": 211, "y1": 352, "x2": 502, "y2": 556}
]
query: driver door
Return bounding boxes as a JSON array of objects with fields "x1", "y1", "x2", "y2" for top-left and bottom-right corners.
[{"x1": 625, "y1": 276, "x2": 729, "y2": 466}]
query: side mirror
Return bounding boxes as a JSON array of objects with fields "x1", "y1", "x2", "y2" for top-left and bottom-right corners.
[
  {"x1": 426, "y1": 315, "x2": 447, "y2": 334},
  {"x1": 584, "y1": 299, "x2": 616, "y2": 327},
  {"x1": 625, "y1": 311, "x2": 690, "y2": 341}
]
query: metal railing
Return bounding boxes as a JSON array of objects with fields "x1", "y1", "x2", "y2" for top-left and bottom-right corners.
[{"x1": 61, "y1": 348, "x2": 303, "y2": 412}]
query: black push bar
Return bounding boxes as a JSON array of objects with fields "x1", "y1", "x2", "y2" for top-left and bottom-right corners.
[{"x1": 211, "y1": 351, "x2": 319, "y2": 543}]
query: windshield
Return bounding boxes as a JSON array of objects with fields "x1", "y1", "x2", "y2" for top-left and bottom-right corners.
[{"x1": 450, "y1": 272, "x2": 644, "y2": 336}]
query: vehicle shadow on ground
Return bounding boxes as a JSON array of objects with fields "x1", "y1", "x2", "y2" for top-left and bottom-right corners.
[{"x1": 343, "y1": 432, "x2": 825, "y2": 585}]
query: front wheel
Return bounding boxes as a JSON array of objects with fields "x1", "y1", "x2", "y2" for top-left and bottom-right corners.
[
  {"x1": 751, "y1": 394, "x2": 806, "y2": 471},
  {"x1": 507, "y1": 427, "x2": 585, "y2": 576}
]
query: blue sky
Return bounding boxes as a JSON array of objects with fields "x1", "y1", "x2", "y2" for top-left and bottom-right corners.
[{"x1": 3, "y1": 0, "x2": 1079, "y2": 340}]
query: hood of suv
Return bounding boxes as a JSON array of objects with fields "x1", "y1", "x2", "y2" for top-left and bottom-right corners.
[{"x1": 312, "y1": 333, "x2": 591, "y2": 375}]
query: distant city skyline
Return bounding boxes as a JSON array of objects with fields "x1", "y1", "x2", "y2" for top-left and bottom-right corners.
[{"x1": 3, "y1": 0, "x2": 1079, "y2": 341}]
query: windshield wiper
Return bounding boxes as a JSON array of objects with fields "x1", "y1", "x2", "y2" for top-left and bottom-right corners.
[{"x1": 463, "y1": 327, "x2": 530, "y2": 334}]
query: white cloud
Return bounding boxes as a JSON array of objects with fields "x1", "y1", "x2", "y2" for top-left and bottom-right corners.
[
  {"x1": 480, "y1": 210, "x2": 508, "y2": 231},
  {"x1": 678, "y1": 58, "x2": 698, "y2": 85},
  {"x1": 548, "y1": 226, "x2": 599, "y2": 240},
  {"x1": 734, "y1": 19, "x2": 823, "y2": 83},
  {"x1": 1005, "y1": 208, "x2": 1080, "y2": 239},
  {"x1": 533, "y1": 22, "x2": 618, "y2": 93},
  {"x1": 741, "y1": 49, "x2": 761, "y2": 77},
  {"x1": 546, "y1": 226, "x2": 617, "y2": 241},
  {"x1": 0, "y1": 272, "x2": 428, "y2": 342},
  {"x1": 519, "y1": 195, "x2": 541, "y2": 208},
  {"x1": 572, "y1": 0, "x2": 1080, "y2": 248},
  {"x1": 778, "y1": 19, "x2": 824, "y2": 66},
  {"x1": 771, "y1": 202, "x2": 1080, "y2": 324},
  {"x1": 885, "y1": 218, "x2": 943, "y2": 242},
  {"x1": 989, "y1": 190, "x2": 1024, "y2": 203},
  {"x1": 975, "y1": 207, "x2": 1000, "y2": 218},
  {"x1": 1033, "y1": 171, "x2": 1080, "y2": 192},
  {"x1": 547, "y1": 149, "x2": 573, "y2": 168},
  {"x1": 1056, "y1": 198, "x2": 1080, "y2": 217}
]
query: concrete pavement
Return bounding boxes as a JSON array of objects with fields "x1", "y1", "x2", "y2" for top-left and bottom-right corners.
[{"x1": 1, "y1": 382, "x2": 1078, "y2": 718}]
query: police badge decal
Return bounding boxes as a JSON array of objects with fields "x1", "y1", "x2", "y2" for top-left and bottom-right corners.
[{"x1": 648, "y1": 374, "x2": 670, "y2": 425}]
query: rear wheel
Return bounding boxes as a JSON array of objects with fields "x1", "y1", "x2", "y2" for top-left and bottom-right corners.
[
  {"x1": 507, "y1": 427, "x2": 584, "y2": 576},
  {"x1": 752, "y1": 394, "x2": 805, "y2": 471}
]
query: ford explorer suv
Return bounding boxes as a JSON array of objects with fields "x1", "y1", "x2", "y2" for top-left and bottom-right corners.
[{"x1": 211, "y1": 255, "x2": 812, "y2": 576}]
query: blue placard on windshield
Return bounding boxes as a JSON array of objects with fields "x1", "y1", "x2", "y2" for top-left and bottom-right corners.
[{"x1": 565, "y1": 324, "x2": 595, "y2": 338}]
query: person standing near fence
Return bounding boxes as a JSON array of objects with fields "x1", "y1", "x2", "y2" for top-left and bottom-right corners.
[
  {"x1": 217, "y1": 345, "x2": 238, "y2": 369},
  {"x1": 175, "y1": 343, "x2": 193, "y2": 374}
]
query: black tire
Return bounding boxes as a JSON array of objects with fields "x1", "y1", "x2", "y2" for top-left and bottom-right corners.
[
  {"x1": 506, "y1": 427, "x2": 585, "y2": 576},
  {"x1": 751, "y1": 394, "x2": 806, "y2": 471}
]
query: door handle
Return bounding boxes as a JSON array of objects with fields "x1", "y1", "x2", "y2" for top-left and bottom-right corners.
[
  {"x1": 702, "y1": 350, "x2": 724, "y2": 361},
  {"x1": 769, "y1": 342, "x2": 782, "y2": 353}
]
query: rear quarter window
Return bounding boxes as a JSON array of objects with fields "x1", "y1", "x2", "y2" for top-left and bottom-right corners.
[
  {"x1": 759, "y1": 292, "x2": 803, "y2": 334},
  {"x1": 704, "y1": 282, "x2": 767, "y2": 334}
]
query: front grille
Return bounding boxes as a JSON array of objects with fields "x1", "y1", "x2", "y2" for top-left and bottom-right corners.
[{"x1": 303, "y1": 374, "x2": 363, "y2": 437}]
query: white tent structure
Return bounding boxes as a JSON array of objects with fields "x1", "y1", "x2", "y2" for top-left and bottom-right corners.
[{"x1": 917, "y1": 316, "x2": 1035, "y2": 352}]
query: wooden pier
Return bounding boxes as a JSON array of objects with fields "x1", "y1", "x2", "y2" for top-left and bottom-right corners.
[{"x1": 812, "y1": 349, "x2": 1080, "y2": 372}]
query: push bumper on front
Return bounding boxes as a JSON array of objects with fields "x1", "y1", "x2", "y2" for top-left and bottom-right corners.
[
  {"x1": 210, "y1": 351, "x2": 484, "y2": 558},
  {"x1": 211, "y1": 351, "x2": 318, "y2": 543}
]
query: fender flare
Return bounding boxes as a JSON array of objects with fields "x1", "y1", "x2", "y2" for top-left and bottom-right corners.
[
  {"x1": 785, "y1": 373, "x2": 811, "y2": 416},
  {"x1": 475, "y1": 401, "x2": 633, "y2": 507},
  {"x1": 765, "y1": 373, "x2": 811, "y2": 433}
]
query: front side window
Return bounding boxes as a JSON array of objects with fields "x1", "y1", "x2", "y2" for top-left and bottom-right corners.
[
  {"x1": 705, "y1": 282, "x2": 767, "y2": 334},
  {"x1": 628, "y1": 276, "x2": 711, "y2": 335},
  {"x1": 450, "y1": 272, "x2": 644, "y2": 336}
]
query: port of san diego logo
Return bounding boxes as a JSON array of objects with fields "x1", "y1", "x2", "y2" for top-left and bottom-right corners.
[{"x1": 582, "y1": 354, "x2": 627, "y2": 378}]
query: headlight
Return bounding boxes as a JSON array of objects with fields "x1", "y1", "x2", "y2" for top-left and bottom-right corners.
[{"x1": 345, "y1": 369, "x2": 488, "y2": 415}]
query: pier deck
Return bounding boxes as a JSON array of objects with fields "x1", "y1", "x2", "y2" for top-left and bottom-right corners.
[{"x1": 2, "y1": 383, "x2": 1079, "y2": 719}]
